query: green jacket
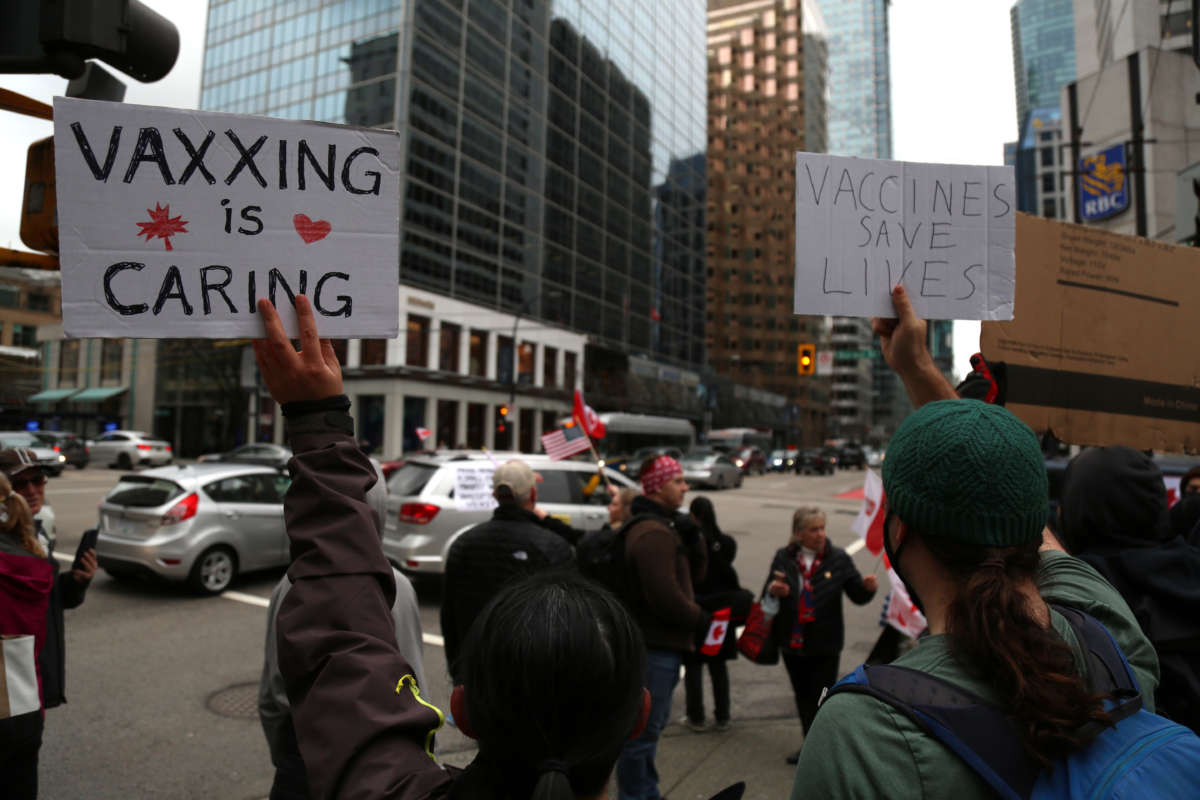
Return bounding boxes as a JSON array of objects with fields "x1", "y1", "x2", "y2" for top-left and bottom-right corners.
[{"x1": 790, "y1": 551, "x2": 1160, "y2": 800}]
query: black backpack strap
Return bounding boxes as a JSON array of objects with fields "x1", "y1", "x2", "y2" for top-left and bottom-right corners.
[
  {"x1": 1048, "y1": 604, "x2": 1142, "y2": 722},
  {"x1": 826, "y1": 665, "x2": 1038, "y2": 800}
]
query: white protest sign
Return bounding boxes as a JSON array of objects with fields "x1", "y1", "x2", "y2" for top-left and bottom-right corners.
[
  {"x1": 454, "y1": 466, "x2": 498, "y2": 512},
  {"x1": 53, "y1": 97, "x2": 401, "y2": 338},
  {"x1": 794, "y1": 153, "x2": 1015, "y2": 320}
]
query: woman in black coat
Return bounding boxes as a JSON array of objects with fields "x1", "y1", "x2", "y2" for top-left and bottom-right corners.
[
  {"x1": 681, "y1": 496, "x2": 749, "y2": 732},
  {"x1": 764, "y1": 506, "x2": 876, "y2": 763}
]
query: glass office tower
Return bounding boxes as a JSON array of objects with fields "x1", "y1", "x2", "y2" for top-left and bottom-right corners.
[
  {"x1": 820, "y1": 0, "x2": 891, "y2": 159},
  {"x1": 200, "y1": 0, "x2": 708, "y2": 370}
]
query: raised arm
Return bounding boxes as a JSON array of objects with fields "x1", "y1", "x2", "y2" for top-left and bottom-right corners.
[
  {"x1": 871, "y1": 285, "x2": 957, "y2": 409},
  {"x1": 255, "y1": 296, "x2": 449, "y2": 800}
]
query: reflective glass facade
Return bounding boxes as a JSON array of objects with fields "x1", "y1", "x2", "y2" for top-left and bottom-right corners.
[
  {"x1": 1010, "y1": 0, "x2": 1074, "y2": 134},
  {"x1": 820, "y1": 0, "x2": 891, "y2": 158},
  {"x1": 201, "y1": 0, "x2": 708, "y2": 368}
]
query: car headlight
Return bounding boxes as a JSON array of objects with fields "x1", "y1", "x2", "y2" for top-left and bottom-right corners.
[{"x1": 58, "y1": 454, "x2": 66, "y2": 462}]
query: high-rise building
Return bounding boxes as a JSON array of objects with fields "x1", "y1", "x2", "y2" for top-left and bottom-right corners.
[
  {"x1": 821, "y1": 0, "x2": 892, "y2": 159},
  {"x1": 192, "y1": 0, "x2": 710, "y2": 452},
  {"x1": 705, "y1": 0, "x2": 832, "y2": 446}
]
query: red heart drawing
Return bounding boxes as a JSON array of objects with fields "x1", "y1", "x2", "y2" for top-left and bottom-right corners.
[{"x1": 293, "y1": 213, "x2": 331, "y2": 244}]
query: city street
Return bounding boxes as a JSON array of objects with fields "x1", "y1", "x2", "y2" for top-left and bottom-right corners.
[{"x1": 39, "y1": 464, "x2": 886, "y2": 799}]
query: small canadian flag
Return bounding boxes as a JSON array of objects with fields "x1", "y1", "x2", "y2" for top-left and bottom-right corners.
[{"x1": 700, "y1": 607, "x2": 732, "y2": 656}]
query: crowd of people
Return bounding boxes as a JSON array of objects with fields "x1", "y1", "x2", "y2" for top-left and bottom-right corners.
[{"x1": 4, "y1": 284, "x2": 1200, "y2": 797}]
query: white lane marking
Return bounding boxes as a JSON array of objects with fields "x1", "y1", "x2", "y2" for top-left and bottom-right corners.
[
  {"x1": 222, "y1": 590, "x2": 270, "y2": 608},
  {"x1": 218, "y1": 588, "x2": 446, "y2": 647},
  {"x1": 846, "y1": 539, "x2": 866, "y2": 556}
]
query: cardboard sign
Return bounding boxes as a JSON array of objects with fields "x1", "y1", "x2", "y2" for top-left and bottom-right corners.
[
  {"x1": 454, "y1": 466, "x2": 497, "y2": 512},
  {"x1": 981, "y1": 214, "x2": 1200, "y2": 454},
  {"x1": 793, "y1": 153, "x2": 1015, "y2": 320},
  {"x1": 53, "y1": 97, "x2": 401, "y2": 338}
]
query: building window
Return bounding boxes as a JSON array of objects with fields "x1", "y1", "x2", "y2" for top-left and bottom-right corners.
[
  {"x1": 497, "y1": 335, "x2": 514, "y2": 384},
  {"x1": 1041, "y1": 198, "x2": 1057, "y2": 218},
  {"x1": 469, "y1": 329, "x2": 487, "y2": 376},
  {"x1": 12, "y1": 324, "x2": 36, "y2": 348},
  {"x1": 58, "y1": 339, "x2": 80, "y2": 385},
  {"x1": 330, "y1": 340, "x2": 348, "y2": 365},
  {"x1": 361, "y1": 338, "x2": 387, "y2": 366},
  {"x1": 543, "y1": 346, "x2": 557, "y2": 388},
  {"x1": 26, "y1": 293, "x2": 51, "y2": 312},
  {"x1": 1041, "y1": 173, "x2": 1055, "y2": 193},
  {"x1": 517, "y1": 341, "x2": 535, "y2": 384},
  {"x1": 0, "y1": 285, "x2": 17, "y2": 308},
  {"x1": 439, "y1": 322, "x2": 461, "y2": 373},
  {"x1": 101, "y1": 339, "x2": 123, "y2": 382},
  {"x1": 1040, "y1": 147, "x2": 1053, "y2": 167},
  {"x1": 564, "y1": 351, "x2": 577, "y2": 390},
  {"x1": 406, "y1": 314, "x2": 430, "y2": 368}
]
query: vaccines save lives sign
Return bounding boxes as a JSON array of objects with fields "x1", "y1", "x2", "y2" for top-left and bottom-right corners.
[{"x1": 53, "y1": 97, "x2": 401, "y2": 338}]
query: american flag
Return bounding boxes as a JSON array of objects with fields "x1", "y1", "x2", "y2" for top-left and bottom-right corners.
[{"x1": 541, "y1": 424, "x2": 591, "y2": 460}]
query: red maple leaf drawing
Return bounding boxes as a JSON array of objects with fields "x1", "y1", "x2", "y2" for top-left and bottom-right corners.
[{"x1": 135, "y1": 203, "x2": 189, "y2": 250}]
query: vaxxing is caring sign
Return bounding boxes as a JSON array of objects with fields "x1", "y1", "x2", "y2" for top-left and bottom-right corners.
[{"x1": 53, "y1": 97, "x2": 402, "y2": 338}]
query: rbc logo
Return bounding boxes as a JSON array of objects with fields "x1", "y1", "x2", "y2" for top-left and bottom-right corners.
[{"x1": 1078, "y1": 144, "x2": 1129, "y2": 222}]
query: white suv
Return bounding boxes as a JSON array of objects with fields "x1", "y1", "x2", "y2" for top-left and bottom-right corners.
[{"x1": 383, "y1": 453, "x2": 637, "y2": 576}]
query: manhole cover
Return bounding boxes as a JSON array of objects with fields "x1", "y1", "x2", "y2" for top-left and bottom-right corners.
[{"x1": 206, "y1": 682, "x2": 259, "y2": 719}]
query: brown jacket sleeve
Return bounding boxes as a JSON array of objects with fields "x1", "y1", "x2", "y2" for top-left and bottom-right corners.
[{"x1": 277, "y1": 413, "x2": 451, "y2": 800}]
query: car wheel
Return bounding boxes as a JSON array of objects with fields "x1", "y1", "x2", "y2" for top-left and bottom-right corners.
[
  {"x1": 117, "y1": 452, "x2": 133, "y2": 470},
  {"x1": 104, "y1": 566, "x2": 137, "y2": 582},
  {"x1": 188, "y1": 547, "x2": 238, "y2": 595},
  {"x1": 736, "y1": 475, "x2": 744, "y2": 488}
]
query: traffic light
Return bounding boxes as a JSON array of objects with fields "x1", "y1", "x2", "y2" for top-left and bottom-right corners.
[
  {"x1": 797, "y1": 344, "x2": 816, "y2": 375},
  {"x1": 1, "y1": 1, "x2": 179, "y2": 83},
  {"x1": 496, "y1": 404, "x2": 509, "y2": 434},
  {"x1": 21, "y1": 137, "x2": 56, "y2": 254}
]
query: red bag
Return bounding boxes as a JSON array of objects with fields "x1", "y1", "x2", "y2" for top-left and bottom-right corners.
[{"x1": 736, "y1": 602, "x2": 779, "y2": 665}]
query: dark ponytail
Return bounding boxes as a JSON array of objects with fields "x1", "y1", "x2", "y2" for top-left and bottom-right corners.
[
  {"x1": 530, "y1": 766, "x2": 573, "y2": 800},
  {"x1": 925, "y1": 536, "x2": 1112, "y2": 767}
]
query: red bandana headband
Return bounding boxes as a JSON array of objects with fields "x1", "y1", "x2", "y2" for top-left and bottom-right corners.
[{"x1": 641, "y1": 456, "x2": 683, "y2": 495}]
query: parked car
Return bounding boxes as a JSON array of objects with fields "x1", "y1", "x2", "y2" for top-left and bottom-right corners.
[
  {"x1": 768, "y1": 448, "x2": 799, "y2": 472},
  {"x1": 796, "y1": 448, "x2": 837, "y2": 476},
  {"x1": 0, "y1": 431, "x2": 66, "y2": 476},
  {"x1": 196, "y1": 442, "x2": 293, "y2": 469},
  {"x1": 733, "y1": 447, "x2": 767, "y2": 475},
  {"x1": 383, "y1": 453, "x2": 638, "y2": 576},
  {"x1": 866, "y1": 447, "x2": 884, "y2": 469},
  {"x1": 96, "y1": 463, "x2": 293, "y2": 594},
  {"x1": 681, "y1": 451, "x2": 743, "y2": 489},
  {"x1": 33, "y1": 431, "x2": 90, "y2": 469},
  {"x1": 838, "y1": 443, "x2": 867, "y2": 470},
  {"x1": 89, "y1": 430, "x2": 172, "y2": 469}
]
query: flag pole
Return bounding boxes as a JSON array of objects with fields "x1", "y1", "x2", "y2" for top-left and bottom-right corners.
[{"x1": 575, "y1": 413, "x2": 616, "y2": 496}]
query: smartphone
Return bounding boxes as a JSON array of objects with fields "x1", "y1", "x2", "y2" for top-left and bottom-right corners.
[{"x1": 72, "y1": 529, "x2": 99, "y2": 571}]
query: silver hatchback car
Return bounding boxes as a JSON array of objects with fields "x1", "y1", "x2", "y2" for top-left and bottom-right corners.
[
  {"x1": 96, "y1": 463, "x2": 291, "y2": 594},
  {"x1": 383, "y1": 453, "x2": 638, "y2": 576}
]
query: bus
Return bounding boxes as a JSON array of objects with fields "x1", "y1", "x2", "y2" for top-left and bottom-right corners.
[
  {"x1": 576, "y1": 413, "x2": 696, "y2": 459},
  {"x1": 705, "y1": 427, "x2": 774, "y2": 452}
]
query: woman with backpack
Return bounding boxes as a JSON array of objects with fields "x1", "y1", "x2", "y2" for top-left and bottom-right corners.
[
  {"x1": 681, "y1": 496, "x2": 749, "y2": 732},
  {"x1": 791, "y1": 286, "x2": 1195, "y2": 798}
]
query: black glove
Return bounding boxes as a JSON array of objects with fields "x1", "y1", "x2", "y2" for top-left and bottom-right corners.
[{"x1": 955, "y1": 354, "x2": 1006, "y2": 406}]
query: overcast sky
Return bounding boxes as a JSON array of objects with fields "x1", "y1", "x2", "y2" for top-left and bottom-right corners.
[{"x1": 0, "y1": 0, "x2": 1016, "y2": 373}]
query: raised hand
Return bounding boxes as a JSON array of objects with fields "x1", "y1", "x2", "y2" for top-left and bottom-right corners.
[
  {"x1": 870, "y1": 285, "x2": 956, "y2": 407},
  {"x1": 252, "y1": 295, "x2": 343, "y2": 405}
]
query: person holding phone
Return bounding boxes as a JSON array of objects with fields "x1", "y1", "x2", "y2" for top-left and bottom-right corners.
[{"x1": 0, "y1": 449, "x2": 96, "y2": 717}]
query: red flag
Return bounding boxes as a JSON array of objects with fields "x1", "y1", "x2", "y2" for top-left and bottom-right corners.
[
  {"x1": 850, "y1": 469, "x2": 886, "y2": 556},
  {"x1": 416, "y1": 427, "x2": 433, "y2": 442},
  {"x1": 573, "y1": 390, "x2": 606, "y2": 439},
  {"x1": 700, "y1": 607, "x2": 731, "y2": 656}
]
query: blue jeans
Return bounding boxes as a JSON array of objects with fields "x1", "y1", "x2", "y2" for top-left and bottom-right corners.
[{"x1": 617, "y1": 648, "x2": 681, "y2": 800}]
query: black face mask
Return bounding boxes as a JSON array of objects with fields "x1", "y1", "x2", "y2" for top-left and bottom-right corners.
[{"x1": 883, "y1": 509, "x2": 926, "y2": 616}]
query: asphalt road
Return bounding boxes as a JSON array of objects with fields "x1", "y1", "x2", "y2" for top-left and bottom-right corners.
[{"x1": 37, "y1": 464, "x2": 886, "y2": 799}]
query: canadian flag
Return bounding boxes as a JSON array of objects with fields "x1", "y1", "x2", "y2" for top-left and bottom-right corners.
[
  {"x1": 700, "y1": 607, "x2": 731, "y2": 656},
  {"x1": 573, "y1": 390, "x2": 606, "y2": 439},
  {"x1": 884, "y1": 567, "x2": 927, "y2": 639},
  {"x1": 850, "y1": 469, "x2": 886, "y2": 556},
  {"x1": 416, "y1": 427, "x2": 433, "y2": 442}
]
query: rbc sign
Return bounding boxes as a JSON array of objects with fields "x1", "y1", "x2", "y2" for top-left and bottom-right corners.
[{"x1": 1079, "y1": 144, "x2": 1129, "y2": 221}]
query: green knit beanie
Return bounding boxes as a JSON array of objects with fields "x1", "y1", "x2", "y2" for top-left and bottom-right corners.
[{"x1": 882, "y1": 399, "x2": 1048, "y2": 547}]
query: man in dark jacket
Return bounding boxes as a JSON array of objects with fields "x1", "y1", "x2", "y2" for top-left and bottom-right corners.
[
  {"x1": 765, "y1": 506, "x2": 876, "y2": 764},
  {"x1": 617, "y1": 454, "x2": 710, "y2": 800},
  {"x1": 1059, "y1": 446, "x2": 1200, "y2": 733},
  {"x1": 440, "y1": 459, "x2": 573, "y2": 679},
  {"x1": 1, "y1": 448, "x2": 95, "y2": 710}
]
